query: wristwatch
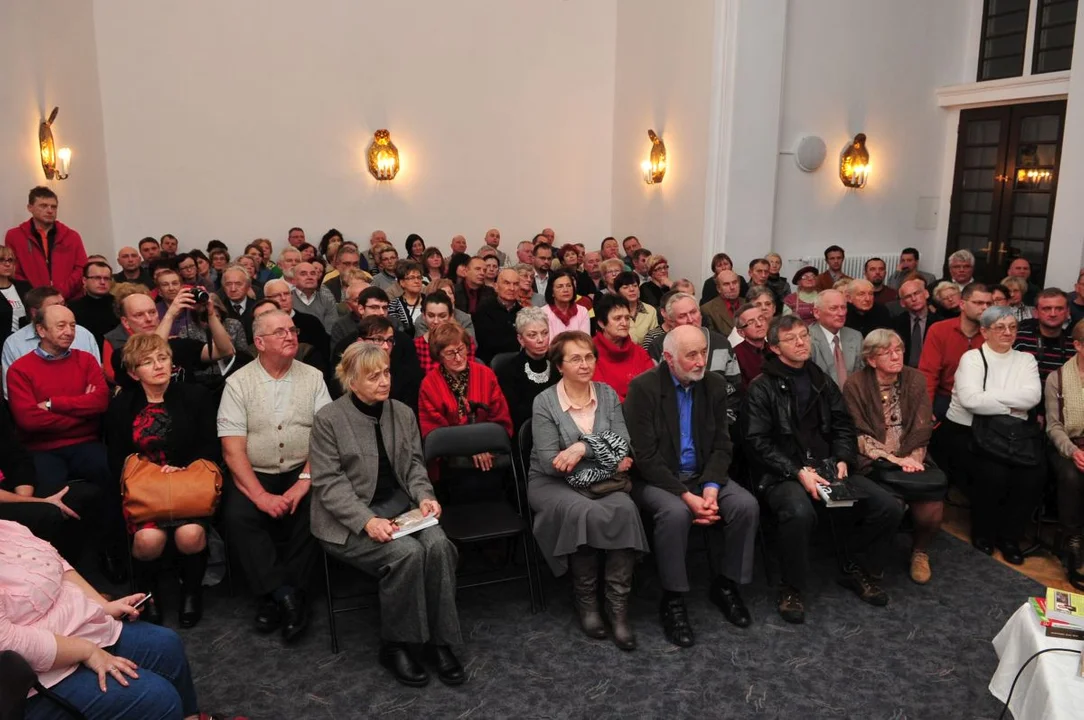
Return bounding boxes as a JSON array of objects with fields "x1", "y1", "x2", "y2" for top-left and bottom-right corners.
[
  {"x1": 298, "y1": 472, "x2": 311, "y2": 480},
  {"x1": 45, "y1": 399, "x2": 52, "y2": 412}
]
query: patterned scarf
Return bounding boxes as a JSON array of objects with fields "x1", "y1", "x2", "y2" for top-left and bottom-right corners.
[
  {"x1": 1059, "y1": 359, "x2": 1084, "y2": 439},
  {"x1": 549, "y1": 302, "x2": 579, "y2": 327},
  {"x1": 440, "y1": 366, "x2": 471, "y2": 419},
  {"x1": 566, "y1": 431, "x2": 629, "y2": 489}
]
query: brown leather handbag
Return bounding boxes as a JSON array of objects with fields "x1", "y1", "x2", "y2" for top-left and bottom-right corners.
[{"x1": 120, "y1": 454, "x2": 224, "y2": 525}]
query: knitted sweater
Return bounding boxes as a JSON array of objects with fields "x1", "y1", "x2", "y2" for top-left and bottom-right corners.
[
  {"x1": 7, "y1": 349, "x2": 109, "y2": 450},
  {"x1": 592, "y1": 332, "x2": 654, "y2": 402}
]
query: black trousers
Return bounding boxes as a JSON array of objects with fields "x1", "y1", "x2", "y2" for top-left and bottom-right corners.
[
  {"x1": 224, "y1": 466, "x2": 319, "y2": 597},
  {"x1": 764, "y1": 474, "x2": 903, "y2": 591},
  {"x1": 0, "y1": 482, "x2": 101, "y2": 562},
  {"x1": 1051, "y1": 449, "x2": 1084, "y2": 533}
]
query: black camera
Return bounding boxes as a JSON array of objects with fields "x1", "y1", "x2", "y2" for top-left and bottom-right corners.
[{"x1": 190, "y1": 287, "x2": 210, "y2": 304}]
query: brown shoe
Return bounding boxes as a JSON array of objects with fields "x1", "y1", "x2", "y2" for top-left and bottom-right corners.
[
  {"x1": 910, "y1": 551, "x2": 931, "y2": 585},
  {"x1": 777, "y1": 586, "x2": 805, "y2": 624},
  {"x1": 837, "y1": 566, "x2": 888, "y2": 607}
]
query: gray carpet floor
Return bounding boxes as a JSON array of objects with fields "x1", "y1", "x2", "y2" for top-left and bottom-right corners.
[{"x1": 135, "y1": 531, "x2": 1039, "y2": 719}]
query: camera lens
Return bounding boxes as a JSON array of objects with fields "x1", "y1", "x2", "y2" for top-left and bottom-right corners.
[{"x1": 192, "y1": 288, "x2": 209, "y2": 304}]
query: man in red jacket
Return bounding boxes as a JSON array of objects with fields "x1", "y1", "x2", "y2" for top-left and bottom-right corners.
[
  {"x1": 5, "y1": 186, "x2": 88, "y2": 301},
  {"x1": 7, "y1": 305, "x2": 110, "y2": 491}
]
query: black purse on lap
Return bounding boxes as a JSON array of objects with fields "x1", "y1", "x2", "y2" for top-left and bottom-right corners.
[
  {"x1": 870, "y1": 459, "x2": 948, "y2": 502},
  {"x1": 969, "y1": 347, "x2": 1042, "y2": 467}
]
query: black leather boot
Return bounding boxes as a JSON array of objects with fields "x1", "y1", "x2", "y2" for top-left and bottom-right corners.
[
  {"x1": 177, "y1": 550, "x2": 207, "y2": 629},
  {"x1": 131, "y1": 558, "x2": 162, "y2": 625},
  {"x1": 1067, "y1": 535, "x2": 1084, "y2": 591},
  {"x1": 602, "y1": 549, "x2": 636, "y2": 651},
  {"x1": 568, "y1": 547, "x2": 606, "y2": 639}
]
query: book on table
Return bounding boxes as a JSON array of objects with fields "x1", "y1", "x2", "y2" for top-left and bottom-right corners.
[
  {"x1": 1045, "y1": 587, "x2": 1084, "y2": 629},
  {"x1": 391, "y1": 508, "x2": 439, "y2": 539},
  {"x1": 816, "y1": 481, "x2": 858, "y2": 508},
  {"x1": 1031, "y1": 594, "x2": 1084, "y2": 640}
]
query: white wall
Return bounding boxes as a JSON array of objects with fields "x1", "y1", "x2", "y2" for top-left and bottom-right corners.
[
  {"x1": 771, "y1": 0, "x2": 972, "y2": 273},
  {"x1": 610, "y1": 0, "x2": 717, "y2": 286},
  {"x1": 91, "y1": 0, "x2": 616, "y2": 258},
  {"x1": 0, "y1": 2, "x2": 113, "y2": 257}
]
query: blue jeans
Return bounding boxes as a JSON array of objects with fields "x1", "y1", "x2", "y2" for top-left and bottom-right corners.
[{"x1": 24, "y1": 622, "x2": 198, "y2": 720}]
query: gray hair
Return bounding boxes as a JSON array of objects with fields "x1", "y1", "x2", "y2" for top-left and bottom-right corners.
[
  {"x1": 513, "y1": 262, "x2": 533, "y2": 275},
  {"x1": 813, "y1": 289, "x2": 843, "y2": 309},
  {"x1": 980, "y1": 305, "x2": 1016, "y2": 328},
  {"x1": 861, "y1": 328, "x2": 904, "y2": 363},
  {"x1": 251, "y1": 308, "x2": 289, "y2": 338},
  {"x1": 221, "y1": 264, "x2": 251, "y2": 285},
  {"x1": 335, "y1": 342, "x2": 389, "y2": 393},
  {"x1": 264, "y1": 278, "x2": 290, "y2": 295},
  {"x1": 664, "y1": 292, "x2": 697, "y2": 317},
  {"x1": 847, "y1": 279, "x2": 873, "y2": 295},
  {"x1": 949, "y1": 249, "x2": 975, "y2": 265},
  {"x1": 515, "y1": 306, "x2": 548, "y2": 333},
  {"x1": 932, "y1": 282, "x2": 959, "y2": 301}
]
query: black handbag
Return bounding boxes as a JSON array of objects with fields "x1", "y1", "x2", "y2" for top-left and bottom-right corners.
[
  {"x1": 969, "y1": 346, "x2": 1043, "y2": 467},
  {"x1": 870, "y1": 459, "x2": 948, "y2": 502}
]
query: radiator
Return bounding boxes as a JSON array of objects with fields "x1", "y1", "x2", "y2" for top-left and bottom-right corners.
[{"x1": 795, "y1": 252, "x2": 902, "y2": 281}]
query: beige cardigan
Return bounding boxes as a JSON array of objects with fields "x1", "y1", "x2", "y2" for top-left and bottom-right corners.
[{"x1": 1045, "y1": 365, "x2": 1084, "y2": 458}]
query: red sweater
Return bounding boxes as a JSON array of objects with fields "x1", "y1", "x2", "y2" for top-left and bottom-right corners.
[
  {"x1": 918, "y1": 319, "x2": 984, "y2": 403},
  {"x1": 592, "y1": 332, "x2": 654, "y2": 402},
  {"x1": 7, "y1": 349, "x2": 109, "y2": 451},
  {"x1": 5, "y1": 220, "x2": 87, "y2": 300},
  {"x1": 418, "y1": 361, "x2": 513, "y2": 439}
]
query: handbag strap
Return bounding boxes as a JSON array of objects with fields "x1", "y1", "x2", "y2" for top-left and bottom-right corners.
[
  {"x1": 979, "y1": 345, "x2": 989, "y2": 391},
  {"x1": 1058, "y1": 364, "x2": 1067, "y2": 427}
]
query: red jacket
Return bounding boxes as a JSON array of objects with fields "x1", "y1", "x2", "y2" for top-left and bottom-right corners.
[
  {"x1": 5, "y1": 220, "x2": 87, "y2": 300},
  {"x1": 7, "y1": 349, "x2": 109, "y2": 451},
  {"x1": 592, "y1": 332, "x2": 654, "y2": 402},
  {"x1": 418, "y1": 361, "x2": 513, "y2": 439},
  {"x1": 918, "y1": 319, "x2": 984, "y2": 403}
]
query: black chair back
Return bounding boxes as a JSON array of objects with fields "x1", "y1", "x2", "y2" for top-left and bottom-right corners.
[
  {"x1": 490, "y1": 351, "x2": 519, "y2": 378},
  {"x1": 424, "y1": 422, "x2": 512, "y2": 462}
]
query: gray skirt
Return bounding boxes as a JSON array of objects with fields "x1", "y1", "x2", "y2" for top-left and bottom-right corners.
[{"x1": 527, "y1": 473, "x2": 649, "y2": 576}]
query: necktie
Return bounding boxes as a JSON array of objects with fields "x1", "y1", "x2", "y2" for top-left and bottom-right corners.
[
  {"x1": 910, "y1": 316, "x2": 923, "y2": 367},
  {"x1": 233, "y1": 303, "x2": 242, "y2": 315},
  {"x1": 833, "y1": 335, "x2": 848, "y2": 385}
]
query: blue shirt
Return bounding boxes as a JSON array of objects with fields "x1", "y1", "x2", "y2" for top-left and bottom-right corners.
[
  {"x1": 673, "y1": 374, "x2": 697, "y2": 474},
  {"x1": 2, "y1": 323, "x2": 100, "y2": 398}
]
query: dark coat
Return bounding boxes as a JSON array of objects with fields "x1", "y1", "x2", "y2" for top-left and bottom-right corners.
[
  {"x1": 844, "y1": 302, "x2": 893, "y2": 337},
  {"x1": 472, "y1": 298, "x2": 521, "y2": 363},
  {"x1": 216, "y1": 291, "x2": 258, "y2": 343},
  {"x1": 890, "y1": 309, "x2": 945, "y2": 367},
  {"x1": 330, "y1": 328, "x2": 421, "y2": 407},
  {"x1": 453, "y1": 282, "x2": 496, "y2": 314},
  {"x1": 104, "y1": 382, "x2": 221, "y2": 482},
  {"x1": 739, "y1": 356, "x2": 857, "y2": 493},
  {"x1": 623, "y1": 363, "x2": 733, "y2": 496},
  {"x1": 0, "y1": 399, "x2": 36, "y2": 491}
]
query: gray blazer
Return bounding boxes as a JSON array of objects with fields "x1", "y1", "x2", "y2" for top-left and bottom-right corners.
[
  {"x1": 529, "y1": 382, "x2": 629, "y2": 482},
  {"x1": 413, "y1": 309, "x2": 476, "y2": 339},
  {"x1": 809, "y1": 323, "x2": 864, "y2": 386},
  {"x1": 309, "y1": 395, "x2": 435, "y2": 546}
]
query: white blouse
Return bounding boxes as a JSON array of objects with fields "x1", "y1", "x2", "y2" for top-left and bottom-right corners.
[{"x1": 946, "y1": 344, "x2": 1041, "y2": 427}]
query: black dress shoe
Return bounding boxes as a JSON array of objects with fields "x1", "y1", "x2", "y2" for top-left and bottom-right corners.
[
  {"x1": 709, "y1": 577, "x2": 752, "y2": 628},
  {"x1": 254, "y1": 597, "x2": 281, "y2": 633},
  {"x1": 659, "y1": 596, "x2": 694, "y2": 648},
  {"x1": 380, "y1": 644, "x2": 429, "y2": 687},
  {"x1": 99, "y1": 551, "x2": 129, "y2": 585},
  {"x1": 777, "y1": 587, "x2": 805, "y2": 624},
  {"x1": 972, "y1": 537, "x2": 995, "y2": 556},
  {"x1": 997, "y1": 540, "x2": 1025, "y2": 566},
  {"x1": 423, "y1": 644, "x2": 466, "y2": 686},
  {"x1": 837, "y1": 566, "x2": 889, "y2": 607},
  {"x1": 178, "y1": 585, "x2": 203, "y2": 629},
  {"x1": 280, "y1": 590, "x2": 308, "y2": 642}
]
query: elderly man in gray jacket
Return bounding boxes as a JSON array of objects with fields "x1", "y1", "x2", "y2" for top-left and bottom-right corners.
[{"x1": 309, "y1": 342, "x2": 464, "y2": 689}]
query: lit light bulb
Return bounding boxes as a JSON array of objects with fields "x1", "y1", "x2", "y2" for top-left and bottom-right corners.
[{"x1": 56, "y1": 147, "x2": 72, "y2": 179}]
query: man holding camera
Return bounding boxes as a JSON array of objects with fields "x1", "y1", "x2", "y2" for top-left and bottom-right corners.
[{"x1": 740, "y1": 315, "x2": 903, "y2": 624}]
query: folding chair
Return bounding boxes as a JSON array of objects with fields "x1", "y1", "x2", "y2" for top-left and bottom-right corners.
[
  {"x1": 516, "y1": 419, "x2": 548, "y2": 609},
  {"x1": 424, "y1": 422, "x2": 541, "y2": 612},
  {"x1": 323, "y1": 551, "x2": 378, "y2": 654},
  {"x1": 489, "y1": 351, "x2": 519, "y2": 379},
  {"x1": 0, "y1": 651, "x2": 86, "y2": 720}
]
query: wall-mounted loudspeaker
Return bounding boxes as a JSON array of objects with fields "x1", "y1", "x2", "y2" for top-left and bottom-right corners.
[{"x1": 794, "y1": 135, "x2": 827, "y2": 173}]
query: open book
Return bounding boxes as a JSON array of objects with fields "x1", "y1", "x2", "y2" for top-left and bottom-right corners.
[{"x1": 391, "y1": 508, "x2": 439, "y2": 539}]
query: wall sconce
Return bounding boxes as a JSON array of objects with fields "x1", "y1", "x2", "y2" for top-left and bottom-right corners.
[
  {"x1": 641, "y1": 129, "x2": 667, "y2": 184},
  {"x1": 839, "y1": 133, "x2": 870, "y2": 188},
  {"x1": 39, "y1": 107, "x2": 71, "y2": 180},
  {"x1": 367, "y1": 129, "x2": 399, "y2": 181}
]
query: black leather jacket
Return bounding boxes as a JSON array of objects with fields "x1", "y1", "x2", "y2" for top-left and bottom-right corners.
[{"x1": 739, "y1": 355, "x2": 857, "y2": 493}]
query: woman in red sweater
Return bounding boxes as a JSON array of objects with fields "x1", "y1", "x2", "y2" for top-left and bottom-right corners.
[
  {"x1": 591, "y1": 295, "x2": 654, "y2": 401},
  {"x1": 418, "y1": 322, "x2": 513, "y2": 472}
]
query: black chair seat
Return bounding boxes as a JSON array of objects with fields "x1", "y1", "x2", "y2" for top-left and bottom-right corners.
[{"x1": 441, "y1": 502, "x2": 527, "y2": 542}]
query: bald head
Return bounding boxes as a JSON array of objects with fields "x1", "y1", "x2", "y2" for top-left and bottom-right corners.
[
  {"x1": 451, "y1": 235, "x2": 467, "y2": 254},
  {"x1": 662, "y1": 325, "x2": 708, "y2": 385}
]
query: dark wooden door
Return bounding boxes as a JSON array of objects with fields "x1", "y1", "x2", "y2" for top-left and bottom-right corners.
[{"x1": 945, "y1": 100, "x2": 1066, "y2": 285}]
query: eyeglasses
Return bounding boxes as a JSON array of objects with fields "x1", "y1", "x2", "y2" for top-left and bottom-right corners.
[
  {"x1": 259, "y1": 326, "x2": 300, "y2": 339},
  {"x1": 874, "y1": 347, "x2": 905, "y2": 358},
  {"x1": 363, "y1": 303, "x2": 389, "y2": 312},
  {"x1": 137, "y1": 354, "x2": 172, "y2": 368},
  {"x1": 0, "y1": 258, "x2": 14, "y2": 264},
  {"x1": 402, "y1": 274, "x2": 423, "y2": 282},
  {"x1": 363, "y1": 335, "x2": 395, "y2": 347},
  {"x1": 440, "y1": 346, "x2": 468, "y2": 360},
  {"x1": 653, "y1": 264, "x2": 670, "y2": 272},
  {"x1": 988, "y1": 323, "x2": 1017, "y2": 334},
  {"x1": 777, "y1": 332, "x2": 810, "y2": 345},
  {"x1": 563, "y1": 354, "x2": 596, "y2": 366}
]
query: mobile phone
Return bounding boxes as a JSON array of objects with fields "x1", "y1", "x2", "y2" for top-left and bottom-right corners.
[{"x1": 132, "y1": 593, "x2": 153, "y2": 610}]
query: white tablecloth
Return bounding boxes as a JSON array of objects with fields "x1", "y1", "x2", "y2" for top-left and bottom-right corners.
[{"x1": 989, "y1": 602, "x2": 1084, "y2": 720}]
